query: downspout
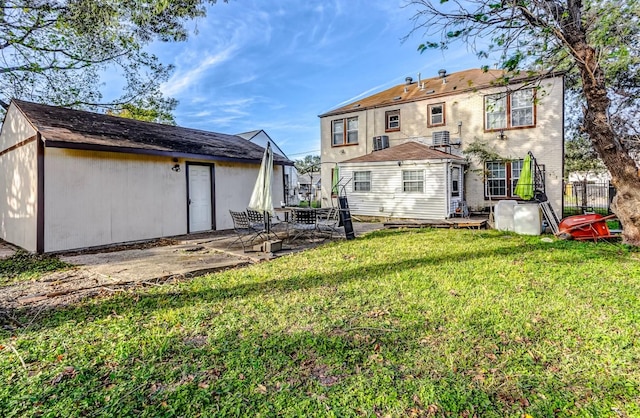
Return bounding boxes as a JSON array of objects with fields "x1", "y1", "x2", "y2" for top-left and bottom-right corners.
[{"x1": 36, "y1": 132, "x2": 45, "y2": 253}]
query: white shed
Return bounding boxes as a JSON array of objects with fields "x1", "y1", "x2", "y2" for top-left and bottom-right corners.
[
  {"x1": 0, "y1": 100, "x2": 293, "y2": 253},
  {"x1": 338, "y1": 142, "x2": 466, "y2": 219}
]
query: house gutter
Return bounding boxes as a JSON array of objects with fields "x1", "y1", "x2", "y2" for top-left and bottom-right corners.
[{"x1": 42, "y1": 140, "x2": 295, "y2": 166}]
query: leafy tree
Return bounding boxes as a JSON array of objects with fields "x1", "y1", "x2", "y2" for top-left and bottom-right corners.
[
  {"x1": 408, "y1": 0, "x2": 640, "y2": 245},
  {"x1": 294, "y1": 155, "x2": 321, "y2": 174},
  {"x1": 0, "y1": 0, "x2": 225, "y2": 120}
]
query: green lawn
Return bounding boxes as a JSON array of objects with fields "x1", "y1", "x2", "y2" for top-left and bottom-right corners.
[
  {"x1": 0, "y1": 251, "x2": 71, "y2": 286},
  {"x1": 1, "y1": 229, "x2": 639, "y2": 417}
]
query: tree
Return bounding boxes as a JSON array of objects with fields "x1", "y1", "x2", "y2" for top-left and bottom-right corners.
[
  {"x1": 0, "y1": 0, "x2": 224, "y2": 119},
  {"x1": 294, "y1": 155, "x2": 321, "y2": 174},
  {"x1": 408, "y1": 0, "x2": 640, "y2": 245}
]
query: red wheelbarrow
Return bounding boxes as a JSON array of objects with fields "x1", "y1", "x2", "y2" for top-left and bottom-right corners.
[{"x1": 557, "y1": 214, "x2": 620, "y2": 241}]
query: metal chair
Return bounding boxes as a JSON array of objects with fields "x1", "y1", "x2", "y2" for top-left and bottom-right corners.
[
  {"x1": 316, "y1": 207, "x2": 341, "y2": 238},
  {"x1": 246, "y1": 208, "x2": 280, "y2": 239},
  {"x1": 228, "y1": 210, "x2": 266, "y2": 252},
  {"x1": 289, "y1": 208, "x2": 318, "y2": 241}
]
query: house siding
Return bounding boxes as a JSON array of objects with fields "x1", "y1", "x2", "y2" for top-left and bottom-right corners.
[
  {"x1": 215, "y1": 163, "x2": 284, "y2": 231},
  {"x1": 340, "y1": 161, "x2": 448, "y2": 219},
  {"x1": 44, "y1": 148, "x2": 189, "y2": 252},
  {"x1": 321, "y1": 75, "x2": 564, "y2": 217},
  {"x1": 0, "y1": 105, "x2": 38, "y2": 251},
  {"x1": 43, "y1": 149, "x2": 285, "y2": 251}
]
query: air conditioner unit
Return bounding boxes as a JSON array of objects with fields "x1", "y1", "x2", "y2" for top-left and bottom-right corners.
[
  {"x1": 373, "y1": 135, "x2": 389, "y2": 151},
  {"x1": 432, "y1": 131, "x2": 450, "y2": 146}
]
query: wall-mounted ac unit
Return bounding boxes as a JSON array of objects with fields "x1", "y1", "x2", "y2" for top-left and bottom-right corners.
[
  {"x1": 373, "y1": 135, "x2": 390, "y2": 151},
  {"x1": 432, "y1": 131, "x2": 450, "y2": 146}
]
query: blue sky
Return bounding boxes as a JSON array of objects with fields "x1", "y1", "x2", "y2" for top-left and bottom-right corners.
[{"x1": 150, "y1": 0, "x2": 486, "y2": 160}]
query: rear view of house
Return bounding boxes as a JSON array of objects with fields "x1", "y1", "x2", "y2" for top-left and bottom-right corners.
[
  {"x1": 0, "y1": 100, "x2": 292, "y2": 253},
  {"x1": 319, "y1": 68, "x2": 564, "y2": 220}
]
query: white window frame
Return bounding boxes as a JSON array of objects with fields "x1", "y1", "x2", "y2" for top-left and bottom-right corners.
[
  {"x1": 428, "y1": 103, "x2": 445, "y2": 127},
  {"x1": 484, "y1": 88, "x2": 535, "y2": 130},
  {"x1": 385, "y1": 110, "x2": 400, "y2": 131},
  {"x1": 484, "y1": 160, "x2": 524, "y2": 198},
  {"x1": 402, "y1": 170, "x2": 424, "y2": 193},
  {"x1": 353, "y1": 171, "x2": 371, "y2": 192},
  {"x1": 331, "y1": 117, "x2": 359, "y2": 146}
]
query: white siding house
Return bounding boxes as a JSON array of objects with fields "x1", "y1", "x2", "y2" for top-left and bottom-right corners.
[
  {"x1": 319, "y1": 68, "x2": 564, "y2": 219},
  {"x1": 0, "y1": 100, "x2": 292, "y2": 253},
  {"x1": 339, "y1": 142, "x2": 466, "y2": 219}
]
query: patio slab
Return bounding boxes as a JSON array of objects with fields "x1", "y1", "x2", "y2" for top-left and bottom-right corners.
[{"x1": 1, "y1": 223, "x2": 384, "y2": 312}]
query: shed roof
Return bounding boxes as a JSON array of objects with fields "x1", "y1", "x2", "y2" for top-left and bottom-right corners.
[
  {"x1": 11, "y1": 100, "x2": 292, "y2": 165},
  {"x1": 341, "y1": 141, "x2": 466, "y2": 164},
  {"x1": 320, "y1": 68, "x2": 556, "y2": 117}
]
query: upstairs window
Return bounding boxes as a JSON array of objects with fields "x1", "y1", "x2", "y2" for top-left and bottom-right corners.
[
  {"x1": 332, "y1": 117, "x2": 359, "y2": 146},
  {"x1": 485, "y1": 88, "x2": 535, "y2": 130},
  {"x1": 402, "y1": 170, "x2": 424, "y2": 193},
  {"x1": 385, "y1": 110, "x2": 400, "y2": 132},
  {"x1": 353, "y1": 171, "x2": 371, "y2": 192},
  {"x1": 428, "y1": 103, "x2": 445, "y2": 127}
]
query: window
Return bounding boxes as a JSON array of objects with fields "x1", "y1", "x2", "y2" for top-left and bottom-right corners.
[
  {"x1": 402, "y1": 170, "x2": 424, "y2": 193},
  {"x1": 484, "y1": 88, "x2": 535, "y2": 130},
  {"x1": 451, "y1": 166, "x2": 460, "y2": 197},
  {"x1": 385, "y1": 110, "x2": 400, "y2": 131},
  {"x1": 485, "y1": 160, "x2": 523, "y2": 198},
  {"x1": 353, "y1": 171, "x2": 371, "y2": 192},
  {"x1": 332, "y1": 117, "x2": 359, "y2": 146},
  {"x1": 428, "y1": 103, "x2": 445, "y2": 127}
]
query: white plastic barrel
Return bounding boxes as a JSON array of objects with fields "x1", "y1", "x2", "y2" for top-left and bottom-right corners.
[
  {"x1": 513, "y1": 204, "x2": 542, "y2": 235},
  {"x1": 495, "y1": 200, "x2": 518, "y2": 231}
]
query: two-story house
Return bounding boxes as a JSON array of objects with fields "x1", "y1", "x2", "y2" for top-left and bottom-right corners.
[{"x1": 318, "y1": 68, "x2": 564, "y2": 220}]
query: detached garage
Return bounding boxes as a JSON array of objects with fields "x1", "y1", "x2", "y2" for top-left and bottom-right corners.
[
  {"x1": 0, "y1": 100, "x2": 292, "y2": 253},
  {"x1": 339, "y1": 142, "x2": 467, "y2": 220}
]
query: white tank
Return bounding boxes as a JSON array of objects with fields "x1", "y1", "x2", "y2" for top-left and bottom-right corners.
[
  {"x1": 494, "y1": 200, "x2": 518, "y2": 231},
  {"x1": 513, "y1": 204, "x2": 542, "y2": 235}
]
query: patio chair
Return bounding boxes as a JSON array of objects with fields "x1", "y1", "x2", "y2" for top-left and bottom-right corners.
[
  {"x1": 228, "y1": 210, "x2": 267, "y2": 252},
  {"x1": 316, "y1": 207, "x2": 341, "y2": 239},
  {"x1": 246, "y1": 208, "x2": 280, "y2": 239},
  {"x1": 289, "y1": 208, "x2": 318, "y2": 241}
]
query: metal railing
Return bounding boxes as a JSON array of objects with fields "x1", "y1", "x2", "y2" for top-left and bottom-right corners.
[{"x1": 563, "y1": 180, "x2": 615, "y2": 217}]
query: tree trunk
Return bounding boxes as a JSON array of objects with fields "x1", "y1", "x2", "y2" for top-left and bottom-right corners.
[{"x1": 570, "y1": 38, "x2": 640, "y2": 244}]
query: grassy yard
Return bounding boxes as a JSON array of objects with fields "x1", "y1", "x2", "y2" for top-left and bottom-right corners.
[
  {"x1": 0, "y1": 251, "x2": 71, "y2": 286},
  {"x1": 1, "y1": 229, "x2": 639, "y2": 417}
]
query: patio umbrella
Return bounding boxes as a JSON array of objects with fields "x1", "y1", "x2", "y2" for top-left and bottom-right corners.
[
  {"x1": 248, "y1": 142, "x2": 274, "y2": 233},
  {"x1": 331, "y1": 163, "x2": 340, "y2": 196},
  {"x1": 514, "y1": 153, "x2": 534, "y2": 200}
]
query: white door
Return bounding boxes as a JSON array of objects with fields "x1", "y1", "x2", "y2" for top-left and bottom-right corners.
[{"x1": 188, "y1": 165, "x2": 213, "y2": 232}]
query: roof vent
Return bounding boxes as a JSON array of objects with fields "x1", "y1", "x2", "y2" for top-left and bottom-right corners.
[
  {"x1": 438, "y1": 69, "x2": 447, "y2": 78},
  {"x1": 425, "y1": 89, "x2": 435, "y2": 94},
  {"x1": 393, "y1": 96, "x2": 402, "y2": 101},
  {"x1": 352, "y1": 103, "x2": 361, "y2": 108},
  {"x1": 405, "y1": 76, "x2": 413, "y2": 85}
]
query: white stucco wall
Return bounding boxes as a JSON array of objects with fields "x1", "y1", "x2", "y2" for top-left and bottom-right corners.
[
  {"x1": 44, "y1": 149, "x2": 188, "y2": 252},
  {"x1": 215, "y1": 162, "x2": 284, "y2": 231},
  {"x1": 0, "y1": 105, "x2": 38, "y2": 251},
  {"x1": 321, "y1": 76, "x2": 564, "y2": 216},
  {"x1": 43, "y1": 148, "x2": 287, "y2": 251},
  {"x1": 339, "y1": 161, "x2": 449, "y2": 219}
]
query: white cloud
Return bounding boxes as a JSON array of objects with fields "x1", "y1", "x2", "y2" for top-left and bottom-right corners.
[{"x1": 161, "y1": 45, "x2": 237, "y2": 96}]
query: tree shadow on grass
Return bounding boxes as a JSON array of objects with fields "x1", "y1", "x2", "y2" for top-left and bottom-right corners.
[{"x1": 4, "y1": 235, "x2": 610, "y2": 331}]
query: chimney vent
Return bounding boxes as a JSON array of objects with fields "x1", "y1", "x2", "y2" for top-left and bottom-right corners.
[
  {"x1": 405, "y1": 77, "x2": 413, "y2": 85},
  {"x1": 438, "y1": 69, "x2": 447, "y2": 78}
]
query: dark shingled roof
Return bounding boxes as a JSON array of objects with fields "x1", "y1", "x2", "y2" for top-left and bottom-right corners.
[
  {"x1": 320, "y1": 68, "x2": 554, "y2": 118},
  {"x1": 342, "y1": 141, "x2": 466, "y2": 163},
  {"x1": 12, "y1": 99, "x2": 292, "y2": 165}
]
